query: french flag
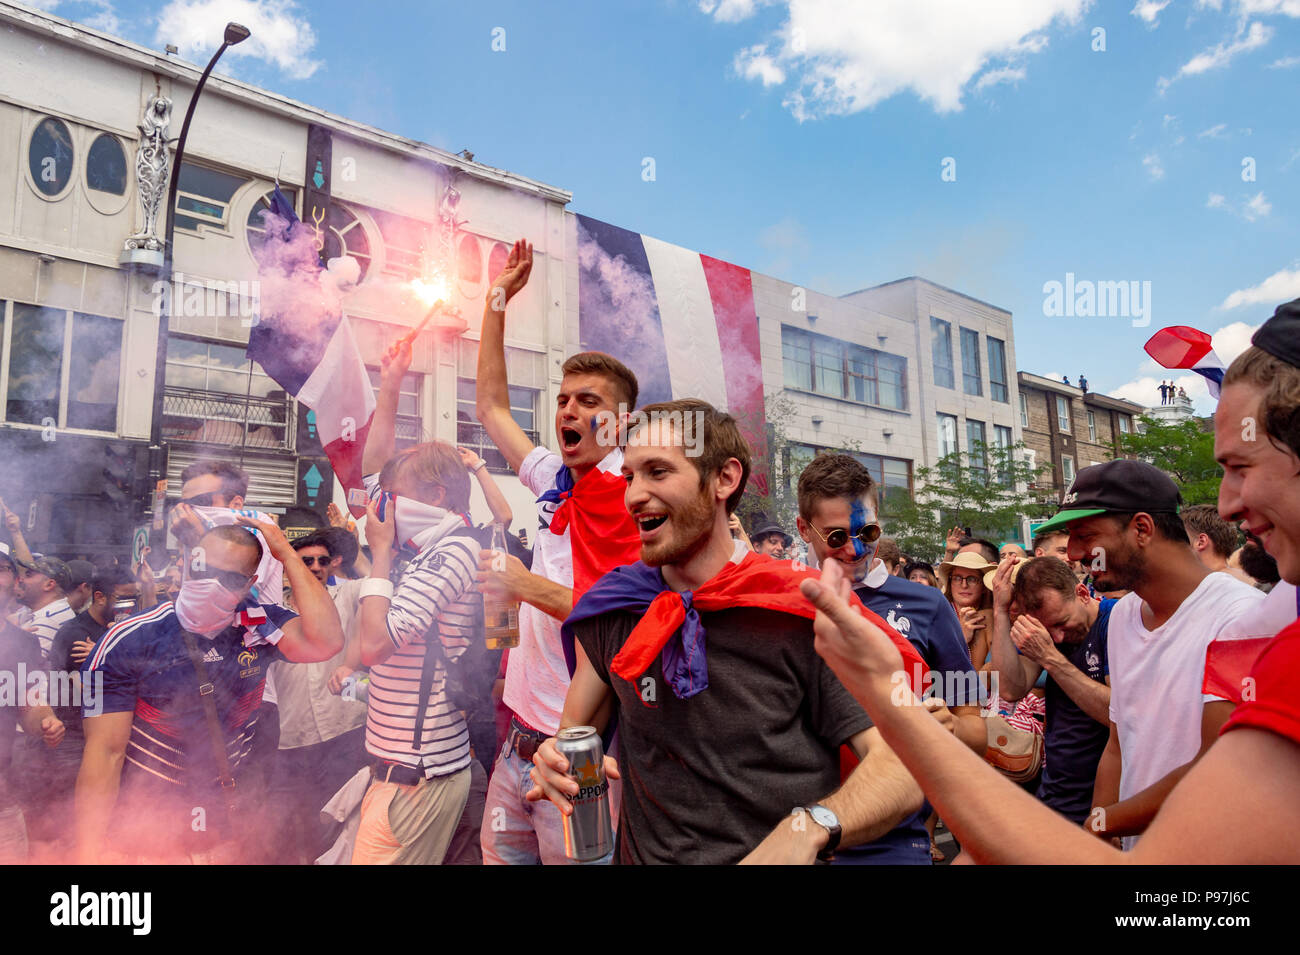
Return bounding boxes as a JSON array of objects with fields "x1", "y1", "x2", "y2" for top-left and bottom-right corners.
[
  {"x1": 575, "y1": 215, "x2": 771, "y2": 495},
  {"x1": 1143, "y1": 326, "x2": 1225, "y2": 399},
  {"x1": 248, "y1": 186, "x2": 375, "y2": 515}
]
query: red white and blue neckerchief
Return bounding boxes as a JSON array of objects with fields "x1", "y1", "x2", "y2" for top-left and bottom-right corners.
[
  {"x1": 562, "y1": 549, "x2": 925, "y2": 700},
  {"x1": 538, "y1": 464, "x2": 642, "y2": 601}
]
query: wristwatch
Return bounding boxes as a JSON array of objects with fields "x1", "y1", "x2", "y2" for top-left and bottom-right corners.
[
  {"x1": 792, "y1": 804, "x2": 841, "y2": 860},
  {"x1": 471, "y1": 459, "x2": 487, "y2": 473}
]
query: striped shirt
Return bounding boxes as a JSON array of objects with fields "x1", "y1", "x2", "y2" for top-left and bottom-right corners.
[
  {"x1": 365, "y1": 530, "x2": 479, "y2": 779},
  {"x1": 17, "y1": 597, "x2": 75, "y2": 660}
]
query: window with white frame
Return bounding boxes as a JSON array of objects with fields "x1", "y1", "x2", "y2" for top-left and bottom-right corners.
[
  {"x1": 937, "y1": 413, "x2": 958, "y2": 458},
  {"x1": 1019, "y1": 391, "x2": 1029, "y2": 428},
  {"x1": 2, "y1": 301, "x2": 122, "y2": 432},
  {"x1": 1056, "y1": 395, "x2": 1071, "y2": 433},
  {"x1": 1087, "y1": 410, "x2": 1097, "y2": 442},
  {"x1": 1062, "y1": 455, "x2": 1075, "y2": 483}
]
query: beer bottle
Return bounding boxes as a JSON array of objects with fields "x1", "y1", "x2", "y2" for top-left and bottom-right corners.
[{"x1": 483, "y1": 522, "x2": 520, "y2": 649}]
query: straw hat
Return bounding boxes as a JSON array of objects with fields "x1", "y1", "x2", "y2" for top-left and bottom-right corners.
[
  {"x1": 939, "y1": 551, "x2": 998, "y2": 578},
  {"x1": 983, "y1": 557, "x2": 1024, "y2": 591}
]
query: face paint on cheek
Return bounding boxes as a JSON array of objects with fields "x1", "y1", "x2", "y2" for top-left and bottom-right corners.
[{"x1": 849, "y1": 498, "x2": 872, "y2": 559}]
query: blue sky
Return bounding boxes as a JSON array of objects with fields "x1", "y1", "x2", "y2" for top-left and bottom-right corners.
[{"x1": 33, "y1": 0, "x2": 1300, "y2": 412}]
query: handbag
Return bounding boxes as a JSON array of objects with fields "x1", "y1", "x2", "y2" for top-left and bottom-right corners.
[{"x1": 983, "y1": 713, "x2": 1043, "y2": 782}]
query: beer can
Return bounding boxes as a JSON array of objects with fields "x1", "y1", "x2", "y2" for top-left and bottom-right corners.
[{"x1": 555, "y1": 726, "x2": 613, "y2": 861}]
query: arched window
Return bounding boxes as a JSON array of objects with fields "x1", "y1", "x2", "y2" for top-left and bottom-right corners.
[
  {"x1": 86, "y1": 134, "x2": 127, "y2": 195},
  {"x1": 323, "y1": 202, "x2": 371, "y2": 282},
  {"x1": 29, "y1": 117, "x2": 74, "y2": 197},
  {"x1": 487, "y1": 241, "x2": 510, "y2": 285},
  {"x1": 457, "y1": 234, "x2": 482, "y2": 285}
]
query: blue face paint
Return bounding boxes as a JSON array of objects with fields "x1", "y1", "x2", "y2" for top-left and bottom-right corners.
[{"x1": 849, "y1": 498, "x2": 870, "y2": 559}]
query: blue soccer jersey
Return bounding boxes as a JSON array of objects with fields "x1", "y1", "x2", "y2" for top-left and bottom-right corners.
[{"x1": 82, "y1": 600, "x2": 295, "y2": 851}]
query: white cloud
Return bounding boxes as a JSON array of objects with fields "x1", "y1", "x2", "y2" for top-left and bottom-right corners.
[
  {"x1": 24, "y1": 0, "x2": 121, "y2": 33},
  {"x1": 975, "y1": 66, "x2": 1026, "y2": 90},
  {"x1": 1132, "y1": 0, "x2": 1171, "y2": 24},
  {"x1": 154, "y1": 0, "x2": 322, "y2": 80},
  {"x1": 1198, "y1": 122, "x2": 1228, "y2": 138},
  {"x1": 1243, "y1": 191, "x2": 1272, "y2": 220},
  {"x1": 705, "y1": 0, "x2": 1093, "y2": 119},
  {"x1": 1207, "y1": 190, "x2": 1273, "y2": 220},
  {"x1": 1211, "y1": 320, "x2": 1262, "y2": 364},
  {"x1": 734, "y1": 44, "x2": 786, "y2": 86},
  {"x1": 1158, "y1": 20, "x2": 1273, "y2": 92},
  {"x1": 1268, "y1": 54, "x2": 1300, "y2": 67},
  {"x1": 1220, "y1": 266, "x2": 1300, "y2": 308},
  {"x1": 1109, "y1": 373, "x2": 1210, "y2": 410},
  {"x1": 698, "y1": 0, "x2": 769, "y2": 22},
  {"x1": 1143, "y1": 153, "x2": 1165, "y2": 179}
]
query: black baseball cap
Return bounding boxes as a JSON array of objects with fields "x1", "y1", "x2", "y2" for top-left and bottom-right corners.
[{"x1": 1036, "y1": 460, "x2": 1182, "y2": 536}]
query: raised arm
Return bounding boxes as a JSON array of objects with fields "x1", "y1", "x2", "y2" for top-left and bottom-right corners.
[
  {"x1": 236, "y1": 516, "x2": 343, "y2": 664},
  {"x1": 361, "y1": 338, "x2": 413, "y2": 478},
  {"x1": 1, "y1": 499, "x2": 34, "y2": 565},
  {"x1": 458, "y1": 447, "x2": 513, "y2": 526},
  {"x1": 476, "y1": 238, "x2": 537, "y2": 474}
]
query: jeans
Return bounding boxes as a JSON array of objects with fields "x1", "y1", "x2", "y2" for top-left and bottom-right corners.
[{"x1": 479, "y1": 738, "x2": 617, "y2": 865}]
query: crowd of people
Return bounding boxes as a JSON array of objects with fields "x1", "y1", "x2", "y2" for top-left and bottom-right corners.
[{"x1": 1, "y1": 236, "x2": 1297, "y2": 865}]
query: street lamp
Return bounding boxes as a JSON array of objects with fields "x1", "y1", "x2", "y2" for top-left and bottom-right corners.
[{"x1": 147, "y1": 22, "x2": 250, "y2": 490}]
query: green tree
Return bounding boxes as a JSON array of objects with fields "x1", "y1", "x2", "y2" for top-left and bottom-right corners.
[
  {"x1": 1114, "y1": 414, "x2": 1220, "y2": 505},
  {"x1": 884, "y1": 441, "x2": 1053, "y2": 562}
]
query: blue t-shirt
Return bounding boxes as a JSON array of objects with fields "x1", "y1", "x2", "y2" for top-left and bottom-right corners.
[
  {"x1": 1037, "y1": 597, "x2": 1113, "y2": 824},
  {"x1": 833, "y1": 572, "x2": 983, "y2": 865},
  {"x1": 82, "y1": 600, "x2": 296, "y2": 851}
]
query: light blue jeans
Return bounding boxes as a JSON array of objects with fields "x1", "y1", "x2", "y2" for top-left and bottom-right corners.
[{"x1": 479, "y1": 739, "x2": 617, "y2": 865}]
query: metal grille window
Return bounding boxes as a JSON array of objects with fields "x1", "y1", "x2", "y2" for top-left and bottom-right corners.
[
  {"x1": 987, "y1": 336, "x2": 1008, "y2": 403},
  {"x1": 367, "y1": 366, "x2": 424, "y2": 449},
  {"x1": 1, "y1": 301, "x2": 123, "y2": 432},
  {"x1": 455, "y1": 339, "x2": 545, "y2": 470},
  {"x1": 960, "y1": 327, "x2": 982, "y2": 397},
  {"x1": 163, "y1": 336, "x2": 291, "y2": 450},
  {"x1": 931, "y1": 317, "x2": 954, "y2": 390}
]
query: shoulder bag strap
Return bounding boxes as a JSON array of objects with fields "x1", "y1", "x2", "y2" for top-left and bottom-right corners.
[{"x1": 179, "y1": 629, "x2": 239, "y2": 817}]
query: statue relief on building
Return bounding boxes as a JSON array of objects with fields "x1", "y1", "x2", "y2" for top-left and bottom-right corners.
[{"x1": 123, "y1": 94, "x2": 172, "y2": 254}]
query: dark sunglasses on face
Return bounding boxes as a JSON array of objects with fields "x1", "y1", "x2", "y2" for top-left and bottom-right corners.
[
  {"x1": 187, "y1": 565, "x2": 254, "y2": 591},
  {"x1": 808, "y1": 522, "x2": 882, "y2": 551},
  {"x1": 177, "y1": 492, "x2": 219, "y2": 508},
  {"x1": 299, "y1": 555, "x2": 332, "y2": 567}
]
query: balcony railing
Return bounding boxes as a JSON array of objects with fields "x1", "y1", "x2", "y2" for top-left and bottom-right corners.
[{"x1": 162, "y1": 385, "x2": 294, "y2": 452}]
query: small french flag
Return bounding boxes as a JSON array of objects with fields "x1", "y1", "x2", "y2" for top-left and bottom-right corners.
[{"x1": 1143, "y1": 326, "x2": 1225, "y2": 399}]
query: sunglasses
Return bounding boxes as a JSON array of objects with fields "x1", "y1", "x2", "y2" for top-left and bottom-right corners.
[
  {"x1": 177, "y1": 492, "x2": 220, "y2": 508},
  {"x1": 299, "y1": 555, "x2": 332, "y2": 567},
  {"x1": 188, "y1": 565, "x2": 254, "y2": 591},
  {"x1": 807, "y1": 522, "x2": 882, "y2": 551}
]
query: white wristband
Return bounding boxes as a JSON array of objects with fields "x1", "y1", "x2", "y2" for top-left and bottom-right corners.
[
  {"x1": 472, "y1": 460, "x2": 487, "y2": 473},
  {"x1": 359, "y1": 578, "x2": 394, "y2": 600}
]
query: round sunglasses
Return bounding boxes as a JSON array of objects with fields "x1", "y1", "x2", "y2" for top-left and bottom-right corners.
[{"x1": 807, "y1": 521, "x2": 882, "y2": 551}]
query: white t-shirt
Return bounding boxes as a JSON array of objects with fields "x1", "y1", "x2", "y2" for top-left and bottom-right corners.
[
  {"x1": 503, "y1": 445, "x2": 624, "y2": 735},
  {"x1": 1107, "y1": 571, "x2": 1264, "y2": 848}
]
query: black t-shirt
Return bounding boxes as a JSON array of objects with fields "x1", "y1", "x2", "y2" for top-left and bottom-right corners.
[
  {"x1": 576, "y1": 605, "x2": 872, "y2": 865},
  {"x1": 0, "y1": 622, "x2": 45, "y2": 807},
  {"x1": 1038, "y1": 598, "x2": 1114, "y2": 823},
  {"x1": 49, "y1": 610, "x2": 109, "y2": 737}
]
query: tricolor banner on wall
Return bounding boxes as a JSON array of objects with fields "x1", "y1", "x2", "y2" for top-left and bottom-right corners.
[{"x1": 575, "y1": 214, "x2": 771, "y2": 495}]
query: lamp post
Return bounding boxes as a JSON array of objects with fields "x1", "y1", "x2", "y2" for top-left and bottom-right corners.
[{"x1": 147, "y1": 22, "x2": 251, "y2": 489}]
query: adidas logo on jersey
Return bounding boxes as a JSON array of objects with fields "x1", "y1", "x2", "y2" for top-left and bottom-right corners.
[{"x1": 202, "y1": 648, "x2": 223, "y2": 663}]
